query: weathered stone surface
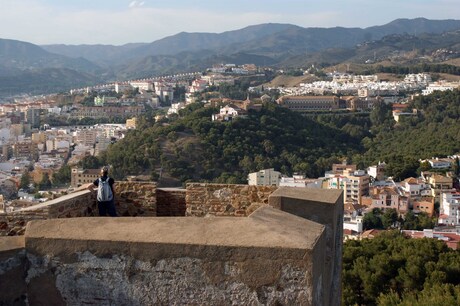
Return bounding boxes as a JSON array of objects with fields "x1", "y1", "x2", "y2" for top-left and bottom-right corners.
[
  {"x1": 0, "y1": 236, "x2": 27, "y2": 305},
  {"x1": 186, "y1": 183, "x2": 278, "y2": 217},
  {"x1": 156, "y1": 188, "x2": 186, "y2": 216},
  {"x1": 268, "y1": 187, "x2": 343, "y2": 306},
  {"x1": 0, "y1": 181, "x2": 157, "y2": 236},
  {"x1": 24, "y1": 207, "x2": 326, "y2": 305}
]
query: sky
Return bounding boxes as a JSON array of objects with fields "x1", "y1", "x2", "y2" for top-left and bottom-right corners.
[{"x1": 0, "y1": 0, "x2": 458, "y2": 45}]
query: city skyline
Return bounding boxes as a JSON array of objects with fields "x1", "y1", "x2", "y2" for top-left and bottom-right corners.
[{"x1": 0, "y1": 0, "x2": 458, "y2": 45}]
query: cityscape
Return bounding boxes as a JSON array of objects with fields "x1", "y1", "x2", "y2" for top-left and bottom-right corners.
[{"x1": 1, "y1": 1, "x2": 460, "y2": 305}]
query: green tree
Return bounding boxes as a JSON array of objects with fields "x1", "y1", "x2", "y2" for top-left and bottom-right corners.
[
  {"x1": 363, "y1": 208, "x2": 383, "y2": 230},
  {"x1": 20, "y1": 170, "x2": 31, "y2": 190},
  {"x1": 382, "y1": 208, "x2": 398, "y2": 229},
  {"x1": 52, "y1": 165, "x2": 71, "y2": 186},
  {"x1": 38, "y1": 173, "x2": 52, "y2": 190}
]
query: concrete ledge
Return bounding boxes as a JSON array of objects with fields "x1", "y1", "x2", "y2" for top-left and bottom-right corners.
[
  {"x1": 0, "y1": 236, "x2": 25, "y2": 253},
  {"x1": 25, "y1": 207, "x2": 324, "y2": 261}
]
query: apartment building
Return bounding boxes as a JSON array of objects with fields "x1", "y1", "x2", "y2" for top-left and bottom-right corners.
[
  {"x1": 438, "y1": 192, "x2": 460, "y2": 226},
  {"x1": 71, "y1": 168, "x2": 100, "y2": 188},
  {"x1": 248, "y1": 169, "x2": 281, "y2": 186}
]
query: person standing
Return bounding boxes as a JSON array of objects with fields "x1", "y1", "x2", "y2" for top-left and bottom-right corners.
[{"x1": 88, "y1": 166, "x2": 117, "y2": 217}]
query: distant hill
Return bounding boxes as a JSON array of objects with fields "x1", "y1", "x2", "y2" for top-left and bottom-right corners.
[
  {"x1": 0, "y1": 68, "x2": 102, "y2": 97},
  {"x1": 2, "y1": 18, "x2": 460, "y2": 95},
  {"x1": 0, "y1": 38, "x2": 101, "y2": 73},
  {"x1": 278, "y1": 30, "x2": 460, "y2": 68},
  {"x1": 0, "y1": 39, "x2": 109, "y2": 97}
]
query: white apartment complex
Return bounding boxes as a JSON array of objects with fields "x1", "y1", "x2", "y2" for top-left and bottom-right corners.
[{"x1": 248, "y1": 169, "x2": 281, "y2": 186}]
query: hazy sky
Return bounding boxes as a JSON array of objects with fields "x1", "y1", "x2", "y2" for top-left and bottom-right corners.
[{"x1": 0, "y1": 0, "x2": 458, "y2": 45}]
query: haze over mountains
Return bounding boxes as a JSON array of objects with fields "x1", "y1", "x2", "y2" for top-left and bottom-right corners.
[{"x1": 1, "y1": 18, "x2": 460, "y2": 97}]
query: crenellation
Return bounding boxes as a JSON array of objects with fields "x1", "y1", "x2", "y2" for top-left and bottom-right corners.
[{"x1": 186, "y1": 183, "x2": 278, "y2": 217}]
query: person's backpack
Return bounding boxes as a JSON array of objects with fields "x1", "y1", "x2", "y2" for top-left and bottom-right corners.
[{"x1": 97, "y1": 177, "x2": 113, "y2": 202}]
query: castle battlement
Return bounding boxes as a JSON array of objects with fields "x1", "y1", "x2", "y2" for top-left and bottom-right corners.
[{"x1": 1, "y1": 184, "x2": 342, "y2": 305}]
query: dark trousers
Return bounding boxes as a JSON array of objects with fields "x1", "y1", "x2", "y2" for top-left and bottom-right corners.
[{"x1": 98, "y1": 199, "x2": 117, "y2": 216}]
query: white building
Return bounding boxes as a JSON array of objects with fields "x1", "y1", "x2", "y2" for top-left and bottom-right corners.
[
  {"x1": 115, "y1": 83, "x2": 133, "y2": 94},
  {"x1": 279, "y1": 175, "x2": 323, "y2": 188},
  {"x1": 438, "y1": 192, "x2": 460, "y2": 226},
  {"x1": 367, "y1": 162, "x2": 386, "y2": 181},
  {"x1": 212, "y1": 105, "x2": 247, "y2": 122},
  {"x1": 422, "y1": 81, "x2": 459, "y2": 96},
  {"x1": 325, "y1": 169, "x2": 370, "y2": 204},
  {"x1": 129, "y1": 81, "x2": 153, "y2": 91},
  {"x1": 248, "y1": 169, "x2": 281, "y2": 186}
]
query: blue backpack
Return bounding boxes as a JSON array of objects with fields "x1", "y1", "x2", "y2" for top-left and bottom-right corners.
[{"x1": 97, "y1": 177, "x2": 113, "y2": 202}]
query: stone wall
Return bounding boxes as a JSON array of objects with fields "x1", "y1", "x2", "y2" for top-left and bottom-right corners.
[
  {"x1": 0, "y1": 181, "x2": 157, "y2": 236},
  {"x1": 156, "y1": 188, "x2": 186, "y2": 216},
  {"x1": 0, "y1": 185, "x2": 343, "y2": 305},
  {"x1": 23, "y1": 206, "x2": 327, "y2": 305},
  {"x1": 0, "y1": 236, "x2": 26, "y2": 305},
  {"x1": 114, "y1": 181, "x2": 157, "y2": 216},
  {"x1": 186, "y1": 183, "x2": 278, "y2": 217},
  {"x1": 268, "y1": 187, "x2": 343, "y2": 306}
]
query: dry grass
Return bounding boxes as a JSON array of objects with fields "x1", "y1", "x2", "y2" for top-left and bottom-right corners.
[{"x1": 265, "y1": 75, "x2": 318, "y2": 87}]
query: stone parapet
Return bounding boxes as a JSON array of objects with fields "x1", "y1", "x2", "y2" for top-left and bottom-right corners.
[
  {"x1": 0, "y1": 236, "x2": 26, "y2": 305},
  {"x1": 114, "y1": 181, "x2": 157, "y2": 216},
  {"x1": 186, "y1": 183, "x2": 278, "y2": 217},
  {"x1": 268, "y1": 187, "x2": 343, "y2": 306},
  {"x1": 156, "y1": 188, "x2": 186, "y2": 216},
  {"x1": 24, "y1": 207, "x2": 326, "y2": 305},
  {"x1": 0, "y1": 181, "x2": 157, "y2": 236}
]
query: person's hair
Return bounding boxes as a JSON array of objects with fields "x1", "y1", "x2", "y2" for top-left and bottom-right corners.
[{"x1": 101, "y1": 166, "x2": 109, "y2": 176}]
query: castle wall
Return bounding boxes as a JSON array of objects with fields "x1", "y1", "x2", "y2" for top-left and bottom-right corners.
[
  {"x1": 186, "y1": 183, "x2": 278, "y2": 217},
  {"x1": 0, "y1": 185, "x2": 342, "y2": 305},
  {"x1": 24, "y1": 207, "x2": 327, "y2": 305},
  {"x1": 268, "y1": 187, "x2": 343, "y2": 306},
  {"x1": 0, "y1": 181, "x2": 157, "y2": 236},
  {"x1": 0, "y1": 236, "x2": 26, "y2": 305},
  {"x1": 156, "y1": 188, "x2": 186, "y2": 216}
]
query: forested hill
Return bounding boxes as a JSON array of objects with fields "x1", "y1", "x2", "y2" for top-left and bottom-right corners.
[
  {"x1": 99, "y1": 103, "x2": 363, "y2": 185},
  {"x1": 92, "y1": 89, "x2": 460, "y2": 185},
  {"x1": 357, "y1": 89, "x2": 460, "y2": 180}
]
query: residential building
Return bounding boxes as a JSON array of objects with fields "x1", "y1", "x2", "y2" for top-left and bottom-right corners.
[
  {"x1": 212, "y1": 105, "x2": 247, "y2": 122},
  {"x1": 248, "y1": 169, "x2": 281, "y2": 186},
  {"x1": 367, "y1": 162, "x2": 386, "y2": 181},
  {"x1": 129, "y1": 81, "x2": 153, "y2": 91},
  {"x1": 12, "y1": 141, "x2": 37, "y2": 159},
  {"x1": 401, "y1": 177, "x2": 432, "y2": 197},
  {"x1": 368, "y1": 186, "x2": 409, "y2": 214},
  {"x1": 71, "y1": 168, "x2": 100, "y2": 188},
  {"x1": 126, "y1": 118, "x2": 137, "y2": 129},
  {"x1": 279, "y1": 175, "x2": 323, "y2": 188},
  {"x1": 438, "y1": 192, "x2": 460, "y2": 226},
  {"x1": 428, "y1": 174, "x2": 454, "y2": 199},
  {"x1": 114, "y1": 83, "x2": 132, "y2": 94},
  {"x1": 343, "y1": 203, "x2": 365, "y2": 234},
  {"x1": 76, "y1": 129, "x2": 98, "y2": 147},
  {"x1": 423, "y1": 157, "x2": 453, "y2": 169},
  {"x1": 325, "y1": 167, "x2": 369, "y2": 205},
  {"x1": 412, "y1": 199, "x2": 435, "y2": 217},
  {"x1": 403, "y1": 229, "x2": 460, "y2": 250}
]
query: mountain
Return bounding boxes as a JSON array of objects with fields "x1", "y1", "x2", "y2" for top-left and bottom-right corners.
[
  {"x1": 0, "y1": 68, "x2": 102, "y2": 97},
  {"x1": 42, "y1": 18, "x2": 460, "y2": 66},
  {"x1": 2, "y1": 18, "x2": 460, "y2": 96},
  {"x1": 40, "y1": 43, "x2": 147, "y2": 66},
  {"x1": 365, "y1": 18, "x2": 460, "y2": 39},
  {"x1": 0, "y1": 39, "x2": 107, "y2": 97},
  {"x1": 278, "y1": 30, "x2": 460, "y2": 68},
  {"x1": 0, "y1": 38, "x2": 102, "y2": 74}
]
